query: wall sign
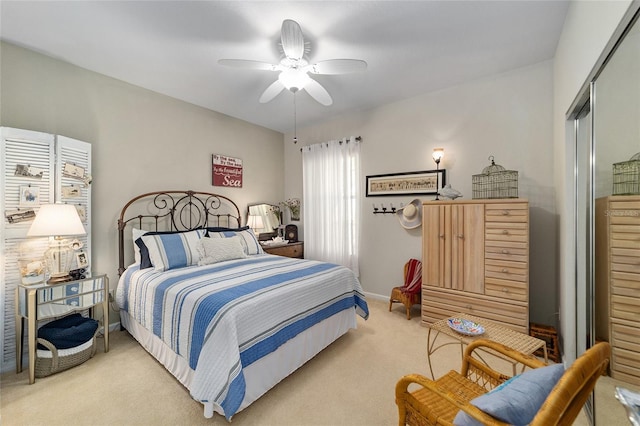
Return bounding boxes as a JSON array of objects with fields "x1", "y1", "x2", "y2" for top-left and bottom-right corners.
[{"x1": 212, "y1": 154, "x2": 243, "y2": 188}]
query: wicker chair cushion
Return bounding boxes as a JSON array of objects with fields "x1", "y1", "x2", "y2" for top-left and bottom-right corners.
[
  {"x1": 454, "y1": 363, "x2": 564, "y2": 425},
  {"x1": 37, "y1": 314, "x2": 99, "y2": 350}
]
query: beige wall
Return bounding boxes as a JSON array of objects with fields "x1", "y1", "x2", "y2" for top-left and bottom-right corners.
[
  {"x1": 553, "y1": 0, "x2": 632, "y2": 360},
  {"x1": 284, "y1": 61, "x2": 558, "y2": 326},
  {"x1": 0, "y1": 42, "x2": 284, "y2": 326}
]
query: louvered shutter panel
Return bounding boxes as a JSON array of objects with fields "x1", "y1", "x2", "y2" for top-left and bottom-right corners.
[
  {"x1": 57, "y1": 135, "x2": 92, "y2": 272},
  {"x1": 0, "y1": 127, "x2": 91, "y2": 373}
]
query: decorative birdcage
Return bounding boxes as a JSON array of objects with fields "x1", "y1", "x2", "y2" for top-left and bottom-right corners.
[
  {"x1": 613, "y1": 152, "x2": 640, "y2": 195},
  {"x1": 472, "y1": 156, "x2": 518, "y2": 199}
]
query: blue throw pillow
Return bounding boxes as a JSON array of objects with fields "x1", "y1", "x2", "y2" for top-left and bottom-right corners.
[
  {"x1": 453, "y1": 363, "x2": 564, "y2": 426},
  {"x1": 140, "y1": 229, "x2": 204, "y2": 271}
]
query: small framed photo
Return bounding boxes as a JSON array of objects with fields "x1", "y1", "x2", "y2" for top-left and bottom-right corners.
[
  {"x1": 5, "y1": 209, "x2": 36, "y2": 224},
  {"x1": 62, "y1": 162, "x2": 86, "y2": 179},
  {"x1": 14, "y1": 164, "x2": 45, "y2": 179},
  {"x1": 75, "y1": 205, "x2": 87, "y2": 222},
  {"x1": 62, "y1": 185, "x2": 82, "y2": 198},
  {"x1": 75, "y1": 251, "x2": 89, "y2": 268},
  {"x1": 19, "y1": 186, "x2": 40, "y2": 207}
]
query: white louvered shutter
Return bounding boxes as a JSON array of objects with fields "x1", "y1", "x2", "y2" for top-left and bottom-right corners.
[{"x1": 0, "y1": 127, "x2": 91, "y2": 373}]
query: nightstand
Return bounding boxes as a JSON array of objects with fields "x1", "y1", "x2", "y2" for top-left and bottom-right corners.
[
  {"x1": 15, "y1": 274, "x2": 109, "y2": 384},
  {"x1": 262, "y1": 241, "x2": 304, "y2": 258}
]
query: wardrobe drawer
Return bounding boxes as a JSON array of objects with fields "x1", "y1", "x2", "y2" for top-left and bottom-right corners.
[
  {"x1": 485, "y1": 222, "x2": 528, "y2": 243},
  {"x1": 422, "y1": 288, "x2": 527, "y2": 332},
  {"x1": 611, "y1": 321, "x2": 640, "y2": 351},
  {"x1": 611, "y1": 346, "x2": 640, "y2": 385},
  {"x1": 611, "y1": 294, "x2": 640, "y2": 322},
  {"x1": 485, "y1": 203, "x2": 528, "y2": 223},
  {"x1": 611, "y1": 224, "x2": 640, "y2": 248},
  {"x1": 485, "y1": 244, "x2": 528, "y2": 263},
  {"x1": 485, "y1": 259, "x2": 527, "y2": 282},
  {"x1": 484, "y1": 278, "x2": 527, "y2": 302}
]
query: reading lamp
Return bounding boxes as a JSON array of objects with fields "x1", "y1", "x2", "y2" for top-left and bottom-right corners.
[
  {"x1": 27, "y1": 203, "x2": 86, "y2": 284},
  {"x1": 247, "y1": 214, "x2": 264, "y2": 235},
  {"x1": 432, "y1": 148, "x2": 444, "y2": 200}
]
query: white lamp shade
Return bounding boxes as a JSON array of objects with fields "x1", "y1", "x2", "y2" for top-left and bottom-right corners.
[
  {"x1": 247, "y1": 214, "x2": 264, "y2": 231},
  {"x1": 432, "y1": 148, "x2": 444, "y2": 162},
  {"x1": 27, "y1": 203, "x2": 86, "y2": 237}
]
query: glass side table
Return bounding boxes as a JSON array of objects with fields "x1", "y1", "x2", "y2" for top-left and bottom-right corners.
[{"x1": 15, "y1": 274, "x2": 109, "y2": 384}]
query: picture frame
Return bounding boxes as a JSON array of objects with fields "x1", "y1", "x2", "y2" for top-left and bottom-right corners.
[
  {"x1": 19, "y1": 185, "x2": 40, "y2": 207},
  {"x1": 5, "y1": 209, "x2": 36, "y2": 224},
  {"x1": 62, "y1": 162, "x2": 86, "y2": 180},
  {"x1": 14, "y1": 164, "x2": 45, "y2": 179},
  {"x1": 75, "y1": 251, "x2": 89, "y2": 269},
  {"x1": 62, "y1": 185, "x2": 82, "y2": 198},
  {"x1": 75, "y1": 205, "x2": 87, "y2": 222},
  {"x1": 366, "y1": 169, "x2": 446, "y2": 197}
]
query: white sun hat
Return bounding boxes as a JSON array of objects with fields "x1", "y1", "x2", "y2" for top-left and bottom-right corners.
[{"x1": 396, "y1": 199, "x2": 422, "y2": 229}]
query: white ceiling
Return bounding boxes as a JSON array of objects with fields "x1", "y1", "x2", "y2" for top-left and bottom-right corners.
[{"x1": 0, "y1": 1, "x2": 569, "y2": 134}]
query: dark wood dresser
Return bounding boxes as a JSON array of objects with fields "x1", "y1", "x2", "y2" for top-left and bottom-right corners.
[{"x1": 262, "y1": 241, "x2": 304, "y2": 259}]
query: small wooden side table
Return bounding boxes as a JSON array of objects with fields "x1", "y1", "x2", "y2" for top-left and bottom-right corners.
[
  {"x1": 15, "y1": 274, "x2": 109, "y2": 384},
  {"x1": 426, "y1": 313, "x2": 548, "y2": 379}
]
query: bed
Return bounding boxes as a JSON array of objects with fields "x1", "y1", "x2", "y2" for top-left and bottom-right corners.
[{"x1": 115, "y1": 191, "x2": 369, "y2": 420}]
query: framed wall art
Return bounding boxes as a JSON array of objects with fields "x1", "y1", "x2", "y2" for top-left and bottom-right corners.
[
  {"x1": 366, "y1": 169, "x2": 446, "y2": 196},
  {"x1": 19, "y1": 185, "x2": 40, "y2": 207}
]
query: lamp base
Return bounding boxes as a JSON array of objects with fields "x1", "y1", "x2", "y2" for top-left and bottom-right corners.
[{"x1": 47, "y1": 274, "x2": 72, "y2": 285}]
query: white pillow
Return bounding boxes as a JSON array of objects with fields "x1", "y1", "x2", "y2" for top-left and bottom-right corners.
[
  {"x1": 140, "y1": 229, "x2": 204, "y2": 272},
  {"x1": 197, "y1": 236, "x2": 246, "y2": 266},
  {"x1": 207, "y1": 228, "x2": 264, "y2": 255}
]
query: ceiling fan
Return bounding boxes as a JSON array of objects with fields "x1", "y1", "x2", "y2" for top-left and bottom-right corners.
[{"x1": 218, "y1": 19, "x2": 367, "y2": 106}]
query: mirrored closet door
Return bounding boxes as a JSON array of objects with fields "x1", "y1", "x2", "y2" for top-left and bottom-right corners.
[{"x1": 570, "y1": 4, "x2": 640, "y2": 425}]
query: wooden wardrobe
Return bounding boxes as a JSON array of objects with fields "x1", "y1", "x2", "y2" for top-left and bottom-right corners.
[
  {"x1": 595, "y1": 195, "x2": 640, "y2": 385},
  {"x1": 421, "y1": 199, "x2": 530, "y2": 333}
]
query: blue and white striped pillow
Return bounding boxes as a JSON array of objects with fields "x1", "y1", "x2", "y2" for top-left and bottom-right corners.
[
  {"x1": 140, "y1": 229, "x2": 204, "y2": 271},
  {"x1": 207, "y1": 228, "x2": 264, "y2": 255}
]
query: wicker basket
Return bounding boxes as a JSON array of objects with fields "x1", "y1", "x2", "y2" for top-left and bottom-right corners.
[
  {"x1": 35, "y1": 331, "x2": 97, "y2": 378},
  {"x1": 529, "y1": 322, "x2": 560, "y2": 363},
  {"x1": 472, "y1": 156, "x2": 518, "y2": 199},
  {"x1": 613, "y1": 152, "x2": 640, "y2": 195}
]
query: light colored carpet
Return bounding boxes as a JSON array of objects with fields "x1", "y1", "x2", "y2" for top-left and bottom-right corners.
[{"x1": 1, "y1": 299, "x2": 636, "y2": 425}]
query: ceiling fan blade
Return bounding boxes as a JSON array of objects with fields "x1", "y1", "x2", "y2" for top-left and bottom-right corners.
[
  {"x1": 281, "y1": 19, "x2": 304, "y2": 60},
  {"x1": 307, "y1": 59, "x2": 367, "y2": 75},
  {"x1": 218, "y1": 59, "x2": 279, "y2": 71},
  {"x1": 304, "y1": 78, "x2": 333, "y2": 106},
  {"x1": 259, "y1": 80, "x2": 286, "y2": 103}
]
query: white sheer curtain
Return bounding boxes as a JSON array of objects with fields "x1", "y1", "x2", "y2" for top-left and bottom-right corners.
[{"x1": 302, "y1": 137, "x2": 361, "y2": 276}]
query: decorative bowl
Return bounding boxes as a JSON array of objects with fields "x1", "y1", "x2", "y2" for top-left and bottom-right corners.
[{"x1": 447, "y1": 317, "x2": 485, "y2": 336}]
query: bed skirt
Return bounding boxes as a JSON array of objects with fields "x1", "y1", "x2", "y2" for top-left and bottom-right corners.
[{"x1": 119, "y1": 307, "x2": 357, "y2": 419}]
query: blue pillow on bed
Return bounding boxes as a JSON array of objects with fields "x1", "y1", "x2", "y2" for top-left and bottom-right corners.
[
  {"x1": 207, "y1": 228, "x2": 264, "y2": 255},
  {"x1": 453, "y1": 363, "x2": 564, "y2": 426},
  {"x1": 140, "y1": 229, "x2": 204, "y2": 271},
  {"x1": 135, "y1": 230, "x2": 190, "y2": 269}
]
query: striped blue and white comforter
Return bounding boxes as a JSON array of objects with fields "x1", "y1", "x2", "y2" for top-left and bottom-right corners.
[{"x1": 117, "y1": 254, "x2": 369, "y2": 419}]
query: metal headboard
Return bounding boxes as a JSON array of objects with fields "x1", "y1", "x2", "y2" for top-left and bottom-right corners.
[{"x1": 117, "y1": 190, "x2": 241, "y2": 275}]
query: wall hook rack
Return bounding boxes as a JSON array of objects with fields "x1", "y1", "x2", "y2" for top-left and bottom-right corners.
[{"x1": 372, "y1": 203, "x2": 397, "y2": 214}]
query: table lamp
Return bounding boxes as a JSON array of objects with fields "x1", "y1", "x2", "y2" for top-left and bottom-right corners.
[
  {"x1": 247, "y1": 214, "x2": 264, "y2": 235},
  {"x1": 27, "y1": 203, "x2": 86, "y2": 284}
]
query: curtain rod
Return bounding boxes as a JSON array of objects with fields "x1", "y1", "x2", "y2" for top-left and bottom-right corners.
[{"x1": 299, "y1": 136, "x2": 362, "y2": 152}]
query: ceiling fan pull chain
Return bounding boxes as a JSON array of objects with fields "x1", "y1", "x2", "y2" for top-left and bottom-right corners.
[{"x1": 293, "y1": 92, "x2": 298, "y2": 144}]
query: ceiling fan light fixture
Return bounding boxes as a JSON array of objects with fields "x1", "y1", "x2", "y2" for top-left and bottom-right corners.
[{"x1": 278, "y1": 69, "x2": 310, "y2": 92}]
